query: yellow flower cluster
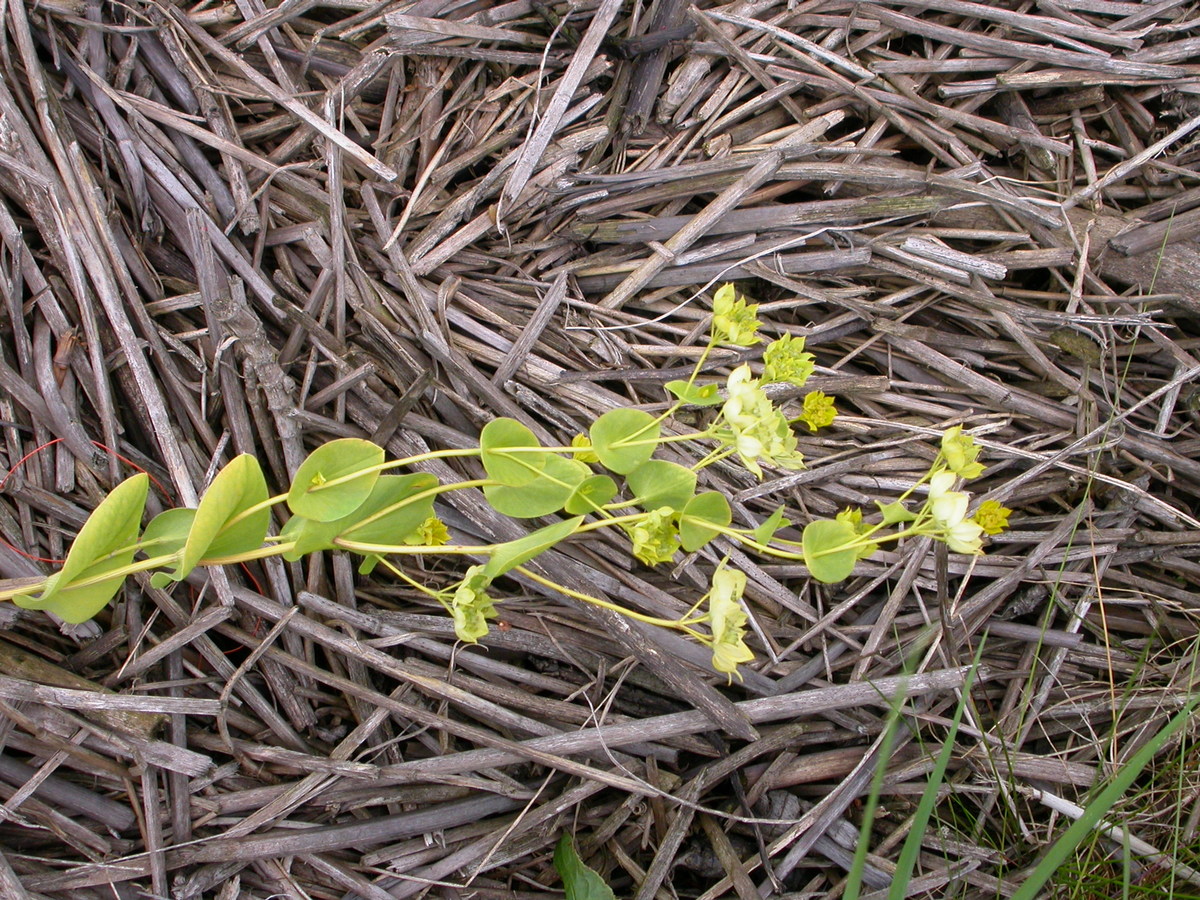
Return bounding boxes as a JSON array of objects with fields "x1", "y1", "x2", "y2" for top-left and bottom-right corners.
[
  {"x1": 711, "y1": 283, "x2": 762, "y2": 347},
  {"x1": 799, "y1": 391, "x2": 837, "y2": 432},
  {"x1": 941, "y1": 426, "x2": 985, "y2": 479},
  {"x1": 762, "y1": 334, "x2": 815, "y2": 387},
  {"x1": 623, "y1": 507, "x2": 680, "y2": 566},
  {"x1": 405, "y1": 516, "x2": 450, "y2": 546},
  {"x1": 973, "y1": 499, "x2": 1012, "y2": 535}
]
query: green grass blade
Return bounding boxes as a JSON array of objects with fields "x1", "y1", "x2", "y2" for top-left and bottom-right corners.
[
  {"x1": 845, "y1": 683, "x2": 906, "y2": 900},
  {"x1": 889, "y1": 651, "x2": 984, "y2": 900}
]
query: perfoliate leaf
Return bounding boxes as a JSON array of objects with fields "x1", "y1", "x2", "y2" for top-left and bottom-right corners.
[
  {"x1": 564, "y1": 475, "x2": 618, "y2": 515},
  {"x1": 590, "y1": 409, "x2": 659, "y2": 475},
  {"x1": 283, "y1": 473, "x2": 439, "y2": 561},
  {"x1": 279, "y1": 514, "x2": 319, "y2": 562},
  {"x1": 483, "y1": 455, "x2": 588, "y2": 518},
  {"x1": 175, "y1": 454, "x2": 268, "y2": 573},
  {"x1": 876, "y1": 500, "x2": 916, "y2": 525},
  {"x1": 480, "y1": 418, "x2": 549, "y2": 487},
  {"x1": 148, "y1": 455, "x2": 271, "y2": 584},
  {"x1": 484, "y1": 516, "x2": 583, "y2": 578},
  {"x1": 141, "y1": 508, "x2": 195, "y2": 559},
  {"x1": 142, "y1": 508, "x2": 196, "y2": 589},
  {"x1": 20, "y1": 474, "x2": 148, "y2": 623},
  {"x1": 802, "y1": 518, "x2": 859, "y2": 583},
  {"x1": 553, "y1": 834, "x2": 615, "y2": 900},
  {"x1": 342, "y1": 473, "x2": 439, "y2": 545},
  {"x1": 752, "y1": 505, "x2": 789, "y2": 544},
  {"x1": 626, "y1": 460, "x2": 696, "y2": 512},
  {"x1": 288, "y1": 439, "x2": 384, "y2": 522},
  {"x1": 678, "y1": 492, "x2": 731, "y2": 552},
  {"x1": 665, "y1": 379, "x2": 723, "y2": 407}
]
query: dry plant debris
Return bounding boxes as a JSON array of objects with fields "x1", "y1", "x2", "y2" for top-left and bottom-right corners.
[{"x1": 1, "y1": 0, "x2": 1200, "y2": 897}]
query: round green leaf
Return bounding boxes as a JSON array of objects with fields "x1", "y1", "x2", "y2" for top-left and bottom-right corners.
[
  {"x1": 484, "y1": 455, "x2": 588, "y2": 518},
  {"x1": 590, "y1": 409, "x2": 659, "y2": 475},
  {"x1": 284, "y1": 473, "x2": 439, "y2": 560},
  {"x1": 564, "y1": 475, "x2": 618, "y2": 515},
  {"x1": 141, "y1": 508, "x2": 195, "y2": 558},
  {"x1": 678, "y1": 491, "x2": 731, "y2": 552},
  {"x1": 480, "y1": 418, "x2": 549, "y2": 487},
  {"x1": 279, "y1": 513, "x2": 321, "y2": 562},
  {"x1": 554, "y1": 834, "x2": 615, "y2": 900},
  {"x1": 342, "y1": 473, "x2": 439, "y2": 545},
  {"x1": 802, "y1": 518, "x2": 860, "y2": 583},
  {"x1": 288, "y1": 438, "x2": 384, "y2": 522},
  {"x1": 148, "y1": 455, "x2": 271, "y2": 584},
  {"x1": 21, "y1": 474, "x2": 148, "y2": 622},
  {"x1": 626, "y1": 460, "x2": 697, "y2": 512}
]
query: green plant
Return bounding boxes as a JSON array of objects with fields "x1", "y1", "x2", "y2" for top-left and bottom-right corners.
[
  {"x1": 0, "y1": 284, "x2": 1010, "y2": 678},
  {"x1": 553, "y1": 833, "x2": 615, "y2": 900}
]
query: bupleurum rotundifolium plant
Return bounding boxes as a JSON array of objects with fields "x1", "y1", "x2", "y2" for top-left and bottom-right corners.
[{"x1": 0, "y1": 284, "x2": 1010, "y2": 678}]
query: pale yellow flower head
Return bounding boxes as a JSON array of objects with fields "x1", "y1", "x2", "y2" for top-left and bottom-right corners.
[
  {"x1": 450, "y1": 565, "x2": 497, "y2": 643},
  {"x1": 928, "y1": 472, "x2": 984, "y2": 554},
  {"x1": 941, "y1": 426, "x2": 985, "y2": 479},
  {"x1": 711, "y1": 283, "x2": 762, "y2": 347},
  {"x1": 721, "y1": 365, "x2": 805, "y2": 478},
  {"x1": 708, "y1": 565, "x2": 754, "y2": 678}
]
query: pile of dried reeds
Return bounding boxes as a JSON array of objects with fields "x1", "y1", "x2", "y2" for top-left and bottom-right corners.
[{"x1": 1, "y1": 0, "x2": 1200, "y2": 897}]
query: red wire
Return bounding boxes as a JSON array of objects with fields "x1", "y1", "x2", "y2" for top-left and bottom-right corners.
[
  {"x1": 0, "y1": 438, "x2": 174, "y2": 564},
  {"x1": 5, "y1": 440, "x2": 271, "y2": 642}
]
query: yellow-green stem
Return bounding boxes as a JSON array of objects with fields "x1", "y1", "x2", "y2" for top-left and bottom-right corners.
[{"x1": 514, "y1": 565, "x2": 706, "y2": 639}]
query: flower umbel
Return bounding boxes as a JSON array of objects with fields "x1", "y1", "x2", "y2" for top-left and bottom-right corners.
[
  {"x1": 836, "y1": 507, "x2": 879, "y2": 559},
  {"x1": 762, "y1": 334, "x2": 816, "y2": 387},
  {"x1": 972, "y1": 499, "x2": 1012, "y2": 535},
  {"x1": 711, "y1": 283, "x2": 761, "y2": 347},
  {"x1": 721, "y1": 365, "x2": 806, "y2": 478},
  {"x1": 624, "y1": 507, "x2": 680, "y2": 566},
  {"x1": 927, "y1": 472, "x2": 984, "y2": 554},
  {"x1": 449, "y1": 565, "x2": 497, "y2": 643},
  {"x1": 941, "y1": 426, "x2": 985, "y2": 479},
  {"x1": 799, "y1": 390, "x2": 837, "y2": 432},
  {"x1": 405, "y1": 516, "x2": 450, "y2": 546},
  {"x1": 570, "y1": 433, "x2": 600, "y2": 464},
  {"x1": 707, "y1": 564, "x2": 754, "y2": 678}
]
